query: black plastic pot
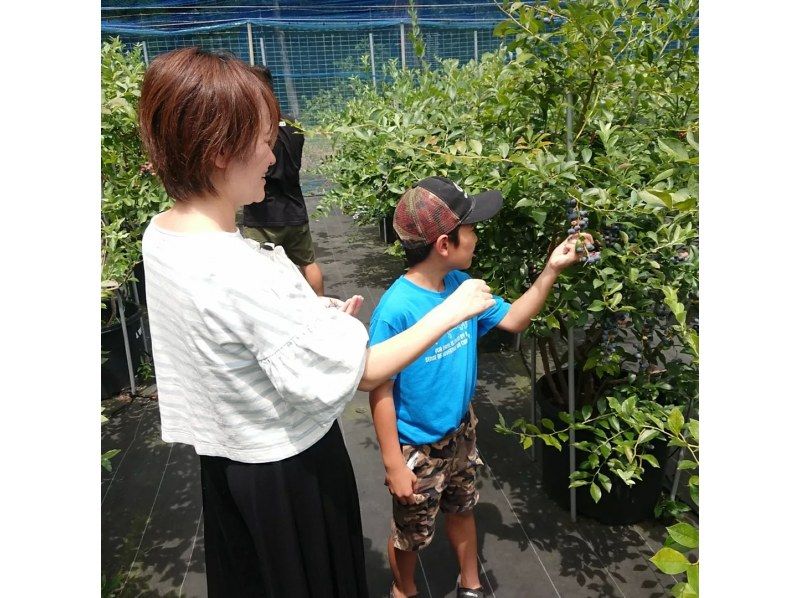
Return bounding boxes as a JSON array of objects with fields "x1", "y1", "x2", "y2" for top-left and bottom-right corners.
[
  {"x1": 378, "y1": 214, "x2": 397, "y2": 244},
  {"x1": 101, "y1": 302, "x2": 144, "y2": 400},
  {"x1": 478, "y1": 328, "x2": 520, "y2": 353},
  {"x1": 535, "y1": 374, "x2": 667, "y2": 525},
  {"x1": 133, "y1": 261, "x2": 146, "y2": 305}
]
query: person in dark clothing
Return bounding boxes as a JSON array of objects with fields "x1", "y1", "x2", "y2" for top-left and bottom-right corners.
[{"x1": 243, "y1": 66, "x2": 325, "y2": 295}]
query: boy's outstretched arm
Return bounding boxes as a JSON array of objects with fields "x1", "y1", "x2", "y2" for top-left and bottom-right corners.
[
  {"x1": 369, "y1": 381, "x2": 424, "y2": 506},
  {"x1": 497, "y1": 232, "x2": 594, "y2": 333}
]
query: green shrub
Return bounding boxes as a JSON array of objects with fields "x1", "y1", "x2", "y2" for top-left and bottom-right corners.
[
  {"x1": 316, "y1": 0, "x2": 699, "y2": 506},
  {"x1": 101, "y1": 38, "x2": 169, "y2": 316}
]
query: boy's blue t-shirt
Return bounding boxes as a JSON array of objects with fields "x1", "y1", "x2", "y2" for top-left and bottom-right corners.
[{"x1": 368, "y1": 270, "x2": 511, "y2": 446}]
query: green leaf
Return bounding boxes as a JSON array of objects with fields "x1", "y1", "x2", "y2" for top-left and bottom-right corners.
[
  {"x1": 641, "y1": 453, "x2": 660, "y2": 468},
  {"x1": 581, "y1": 148, "x2": 592, "y2": 163},
  {"x1": 514, "y1": 198, "x2": 533, "y2": 209},
  {"x1": 469, "y1": 139, "x2": 483, "y2": 155},
  {"x1": 498, "y1": 142, "x2": 510, "y2": 159},
  {"x1": 688, "y1": 419, "x2": 699, "y2": 442},
  {"x1": 639, "y1": 188, "x2": 669, "y2": 208},
  {"x1": 581, "y1": 405, "x2": 592, "y2": 421},
  {"x1": 569, "y1": 479, "x2": 589, "y2": 488},
  {"x1": 587, "y1": 300, "x2": 605, "y2": 312},
  {"x1": 652, "y1": 168, "x2": 675, "y2": 184},
  {"x1": 590, "y1": 482, "x2": 602, "y2": 503},
  {"x1": 686, "y1": 563, "x2": 700, "y2": 592},
  {"x1": 621, "y1": 397, "x2": 635, "y2": 416},
  {"x1": 671, "y1": 582, "x2": 698, "y2": 598},
  {"x1": 542, "y1": 434, "x2": 562, "y2": 450},
  {"x1": 651, "y1": 547, "x2": 690, "y2": 575},
  {"x1": 658, "y1": 138, "x2": 690, "y2": 162},
  {"x1": 522, "y1": 436, "x2": 533, "y2": 450},
  {"x1": 668, "y1": 408, "x2": 685, "y2": 436},
  {"x1": 677, "y1": 459, "x2": 697, "y2": 471},
  {"x1": 497, "y1": 411, "x2": 507, "y2": 429},
  {"x1": 541, "y1": 418, "x2": 555, "y2": 431},
  {"x1": 597, "y1": 472, "x2": 612, "y2": 492},
  {"x1": 667, "y1": 522, "x2": 699, "y2": 549},
  {"x1": 638, "y1": 429, "x2": 659, "y2": 444},
  {"x1": 530, "y1": 210, "x2": 548, "y2": 226}
]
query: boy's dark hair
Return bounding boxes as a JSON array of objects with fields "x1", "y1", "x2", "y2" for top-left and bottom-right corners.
[
  {"x1": 250, "y1": 65, "x2": 274, "y2": 90},
  {"x1": 403, "y1": 226, "x2": 461, "y2": 267}
]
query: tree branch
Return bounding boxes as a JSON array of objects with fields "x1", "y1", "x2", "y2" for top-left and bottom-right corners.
[{"x1": 538, "y1": 337, "x2": 564, "y2": 405}]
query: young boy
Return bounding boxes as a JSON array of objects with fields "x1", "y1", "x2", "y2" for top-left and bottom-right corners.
[{"x1": 368, "y1": 176, "x2": 591, "y2": 598}]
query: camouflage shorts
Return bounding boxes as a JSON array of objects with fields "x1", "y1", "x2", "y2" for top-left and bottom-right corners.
[{"x1": 391, "y1": 406, "x2": 483, "y2": 552}]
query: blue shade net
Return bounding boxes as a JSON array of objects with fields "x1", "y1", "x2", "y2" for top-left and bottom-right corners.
[
  {"x1": 102, "y1": 2, "x2": 698, "y2": 124},
  {"x1": 101, "y1": 1, "x2": 514, "y2": 123}
]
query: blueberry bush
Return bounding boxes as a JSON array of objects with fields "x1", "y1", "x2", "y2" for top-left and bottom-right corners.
[
  {"x1": 317, "y1": 0, "x2": 698, "y2": 494},
  {"x1": 101, "y1": 38, "x2": 169, "y2": 321}
]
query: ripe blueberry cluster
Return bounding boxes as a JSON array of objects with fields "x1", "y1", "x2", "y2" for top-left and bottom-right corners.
[
  {"x1": 565, "y1": 198, "x2": 600, "y2": 265},
  {"x1": 599, "y1": 312, "x2": 631, "y2": 355},
  {"x1": 672, "y1": 245, "x2": 691, "y2": 263},
  {"x1": 602, "y1": 223, "x2": 622, "y2": 246}
]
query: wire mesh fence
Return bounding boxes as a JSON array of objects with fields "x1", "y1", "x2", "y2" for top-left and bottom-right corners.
[{"x1": 106, "y1": 20, "x2": 505, "y2": 124}]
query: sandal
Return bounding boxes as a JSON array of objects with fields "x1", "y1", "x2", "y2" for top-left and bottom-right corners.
[{"x1": 455, "y1": 575, "x2": 485, "y2": 598}]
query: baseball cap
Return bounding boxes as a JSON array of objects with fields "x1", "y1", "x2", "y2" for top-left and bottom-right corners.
[{"x1": 393, "y1": 176, "x2": 504, "y2": 247}]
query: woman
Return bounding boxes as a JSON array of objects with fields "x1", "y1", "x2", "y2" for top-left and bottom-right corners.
[{"x1": 138, "y1": 48, "x2": 494, "y2": 598}]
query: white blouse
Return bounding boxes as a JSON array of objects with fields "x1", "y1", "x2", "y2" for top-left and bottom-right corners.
[{"x1": 142, "y1": 217, "x2": 368, "y2": 463}]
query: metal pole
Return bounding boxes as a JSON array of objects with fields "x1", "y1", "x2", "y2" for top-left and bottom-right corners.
[
  {"x1": 670, "y1": 394, "x2": 695, "y2": 499},
  {"x1": 566, "y1": 90, "x2": 577, "y2": 522},
  {"x1": 130, "y1": 279, "x2": 151, "y2": 356},
  {"x1": 530, "y1": 334, "x2": 537, "y2": 461},
  {"x1": 142, "y1": 41, "x2": 149, "y2": 65},
  {"x1": 400, "y1": 24, "x2": 406, "y2": 70},
  {"x1": 568, "y1": 327, "x2": 576, "y2": 522},
  {"x1": 116, "y1": 292, "x2": 137, "y2": 394},
  {"x1": 247, "y1": 22, "x2": 255, "y2": 66},
  {"x1": 260, "y1": 37, "x2": 267, "y2": 66},
  {"x1": 670, "y1": 448, "x2": 686, "y2": 500},
  {"x1": 473, "y1": 30, "x2": 479, "y2": 62},
  {"x1": 566, "y1": 91, "x2": 574, "y2": 158},
  {"x1": 369, "y1": 32, "x2": 377, "y2": 90}
]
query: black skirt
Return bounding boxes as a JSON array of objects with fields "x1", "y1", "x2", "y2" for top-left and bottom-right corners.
[{"x1": 200, "y1": 420, "x2": 369, "y2": 598}]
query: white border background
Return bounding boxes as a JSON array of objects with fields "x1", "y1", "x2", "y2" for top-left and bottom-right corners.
[{"x1": 2, "y1": 0, "x2": 798, "y2": 593}]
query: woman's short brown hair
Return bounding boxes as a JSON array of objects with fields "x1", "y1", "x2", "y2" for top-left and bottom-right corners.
[{"x1": 138, "y1": 48, "x2": 280, "y2": 201}]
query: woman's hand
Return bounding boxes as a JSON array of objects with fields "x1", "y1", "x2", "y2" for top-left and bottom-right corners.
[
  {"x1": 321, "y1": 295, "x2": 364, "y2": 317},
  {"x1": 547, "y1": 233, "x2": 596, "y2": 273},
  {"x1": 439, "y1": 279, "x2": 495, "y2": 324}
]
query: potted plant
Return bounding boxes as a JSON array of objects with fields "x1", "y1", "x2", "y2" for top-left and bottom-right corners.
[
  {"x1": 101, "y1": 38, "x2": 170, "y2": 398},
  {"x1": 315, "y1": 0, "x2": 698, "y2": 523}
]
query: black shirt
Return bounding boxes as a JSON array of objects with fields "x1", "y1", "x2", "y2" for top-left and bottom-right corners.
[{"x1": 243, "y1": 122, "x2": 308, "y2": 227}]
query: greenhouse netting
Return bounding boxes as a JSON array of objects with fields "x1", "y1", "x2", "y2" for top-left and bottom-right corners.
[{"x1": 101, "y1": 1, "x2": 515, "y2": 122}]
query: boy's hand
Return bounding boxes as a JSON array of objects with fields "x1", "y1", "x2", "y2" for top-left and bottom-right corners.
[
  {"x1": 547, "y1": 233, "x2": 596, "y2": 273},
  {"x1": 440, "y1": 278, "x2": 495, "y2": 323},
  {"x1": 385, "y1": 462, "x2": 424, "y2": 506}
]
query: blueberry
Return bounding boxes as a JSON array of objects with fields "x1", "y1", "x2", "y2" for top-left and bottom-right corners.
[
  {"x1": 586, "y1": 243, "x2": 595, "y2": 251},
  {"x1": 568, "y1": 227, "x2": 576, "y2": 234}
]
